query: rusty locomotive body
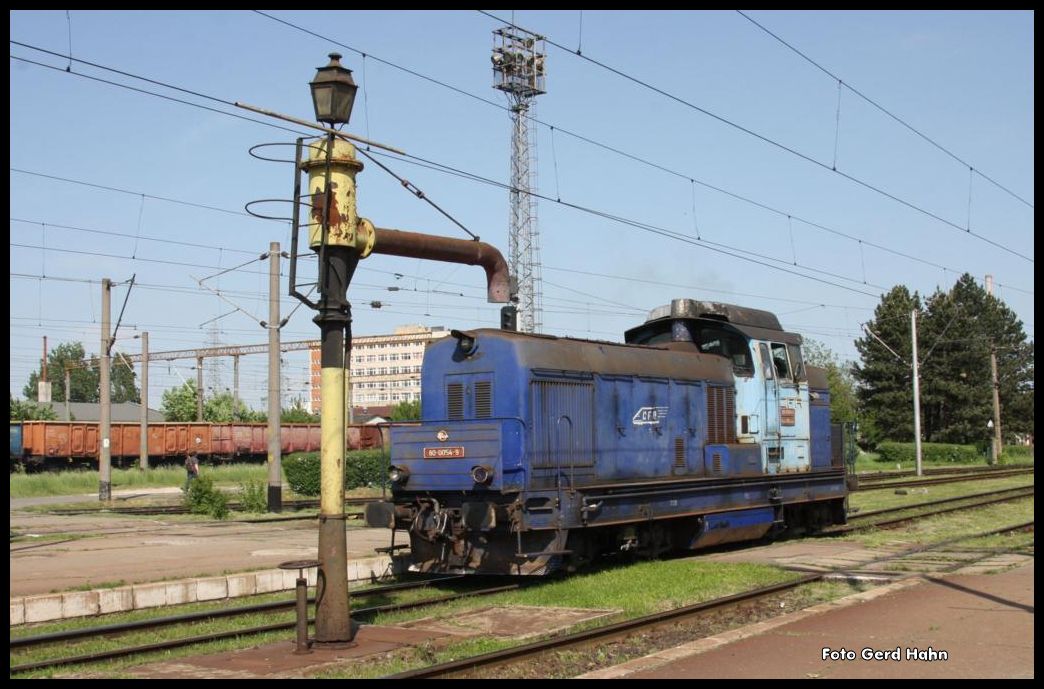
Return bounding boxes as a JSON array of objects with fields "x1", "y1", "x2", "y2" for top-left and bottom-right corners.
[{"x1": 365, "y1": 298, "x2": 849, "y2": 575}]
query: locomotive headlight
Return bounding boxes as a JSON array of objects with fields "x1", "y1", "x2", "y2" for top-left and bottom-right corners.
[
  {"x1": 388, "y1": 465, "x2": 410, "y2": 484},
  {"x1": 470, "y1": 464, "x2": 494, "y2": 485}
]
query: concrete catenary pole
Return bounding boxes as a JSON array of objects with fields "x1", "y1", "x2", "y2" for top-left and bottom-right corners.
[
  {"x1": 64, "y1": 366, "x2": 71, "y2": 421},
  {"x1": 911, "y1": 309, "x2": 923, "y2": 477},
  {"x1": 233, "y1": 355, "x2": 240, "y2": 421},
  {"x1": 986, "y1": 275, "x2": 1003, "y2": 464},
  {"x1": 99, "y1": 278, "x2": 112, "y2": 501},
  {"x1": 196, "y1": 356, "x2": 204, "y2": 422},
  {"x1": 139, "y1": 331, "x2": 149, "y2": 470},
  {"x1": 267, "y1": 242, "x2": 283, "y2": 512},
  {"x1": 38, "y1": 336, "x2": 52, "y2": 403}
]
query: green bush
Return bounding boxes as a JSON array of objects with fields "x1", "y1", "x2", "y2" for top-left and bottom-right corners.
[
  {"x1": 345, "y1": 450, "x2": 388, "y2": 490},
  {"x1": 183, "y1": 474, "x2": 229, "y2": 519},
  {"x1": 876, "y1": 442, "x2": 981, "y2": 465},
  {"x1": 237, "y1": 480, "x2": 268, "y2": 513},
  {"x1": 282, "y1": 450, "x2": 388, "y2": 496},
  {"x1": 283, "y1": 454, "x2": 322, "y2": 496},
  {"x1": 1001, "y1": 445, "x2": 1034, "y2": 462}
]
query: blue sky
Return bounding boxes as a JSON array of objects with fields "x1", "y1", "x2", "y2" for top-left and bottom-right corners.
[{"x1": 9, "y1": 10, "x2": 1034, "y2": 412}]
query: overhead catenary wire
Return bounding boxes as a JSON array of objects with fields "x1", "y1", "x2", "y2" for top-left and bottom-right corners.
[
  {"x1": 377, "y1": 147, "x2": 1035, "y2": 296},
  {"x1": 244, "y1": 15, "x2": 1027, "y2": 286},
  {"x1": 475, "y1": 10, "x2": 1033, "y2": 264},
  {"x1": 366, "y1": 149, "x2": 887, "y2": 298},
  {"x1": 10, "y1": 39, "x2": 1032, "y2": 296},
  {"x1": 735, "y1": 9, "x2": 1034, "y2": 210},
  {"x1": 6, "y1": 24, "x2": 1027, "y2": 382}
]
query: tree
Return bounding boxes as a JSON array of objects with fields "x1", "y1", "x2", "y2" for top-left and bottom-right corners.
[
  {"x1": 9, "y1": 394, "x2": 58, "y2": 420},
  {"x1": 390, "y1": 399, "x2": 421, "y2": 421},
  {"x1": 161, "y1": 382, "x2": 266, "y2": 422},
  {"x1": 281, "y1": 397, "x2": 317, "y2": 423},
  {"x1": 802, "y1": 339, "x2": 858, "y2": 425},
  {"x1": 204, "y1": 391, "x2": 265, "y2": 423},
  {"x1": 853, "y1": 275, "x2": 1033, "y2": 447},
  {"x1": 23, "y1": 341, "x2": 139, "y2": 404},
  {"x1": 852, "y1": 286, "x2": 921, "y2": 446},
  {"x1": 161, "y1": 380, "x2": 200, "y2": 422},
  {"x1": 918, "y1": 274, "x2": 1034, "y2": 445}
]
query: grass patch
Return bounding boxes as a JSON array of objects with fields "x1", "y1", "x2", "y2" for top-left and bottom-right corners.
[
  {"x1": 948, "y1": 530, "x2": 1035, "y2": 554},
  {"x1": 849, "y1": 474, "x2": 1034, "y2": 513},
  {"x1": 843, "y1": 496, "x2": 1033, "y2": 550},
  {"x1": 854, "y1": 447, "x2": 1033, "y2": 474},
  {"x1": 317, "y1": 559, "x2": 799, "y2": 679},
  {"x1": 10, "y1": 532, "x2": 96, "y2": 546},
  {"x1": 10, "y1": 464, "x2": 271, "y2": 499}
]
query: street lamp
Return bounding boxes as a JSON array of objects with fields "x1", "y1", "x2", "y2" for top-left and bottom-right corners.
[
  {"x1": 309, "y1": 53, "x2": 358, "y2": 126},
  {"x1": 238, "y1": 50, "x2": 511, "y2": 651},
  {"x1": 307, "y1": 52, "x2": 370, "y2": 649}
]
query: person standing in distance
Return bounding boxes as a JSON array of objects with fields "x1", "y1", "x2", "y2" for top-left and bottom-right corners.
[{"x1": 185, "y1": 450, "x2": 200, "y2": 489}]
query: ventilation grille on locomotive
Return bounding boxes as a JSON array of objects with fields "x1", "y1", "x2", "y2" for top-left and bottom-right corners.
[
  {"x1": 674, "y1": 437, "x2": 685, "y2": 468},
  {"x1": 474, "y1": 381, "x2": 492, "y2": 419},
  {"x1": 706, "y1": 386, "x2": 736, "y2": 444},
  {"x1": 447, "y1": 383, "x2": 464, "y2": 420}
]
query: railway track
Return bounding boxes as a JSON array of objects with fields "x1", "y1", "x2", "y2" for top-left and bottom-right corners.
[
  {"x1": 855, "y1": 463, "x2": 1033, "y2": 480},
  {"x1": 45, "y1": 496, "x2": 378, "y2": 517},
  {"x1": 8, "y1": 576, "x2": 522, "y2": 675},
  {"x1": 854, "y1": 466, "x2": 1033, "y2": 491},
  {"x1": 384, "y1": 521, "x2": 1034, "y2": 679},
  {"x1": 843, "y1": 485, "x2": 1034, "y2": 531}
]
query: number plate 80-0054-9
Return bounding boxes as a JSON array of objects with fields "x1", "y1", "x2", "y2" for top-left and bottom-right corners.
[{"x1": 423, "y1": 446, "x2": 465, "y2": 459}]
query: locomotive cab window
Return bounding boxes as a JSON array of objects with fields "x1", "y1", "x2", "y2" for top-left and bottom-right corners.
[
  {"x1": 786, "y1": 343, "x2": 806, "y2": 382},
  {"x1": 698, "y1": 328, "x2": 754, "y2": 377},
  {"x1": 770, "y1": 343, "x2": 791, "y2": 382},
  {"x1": 759, "y1": 343, "x2": 774, "y2": 379}
]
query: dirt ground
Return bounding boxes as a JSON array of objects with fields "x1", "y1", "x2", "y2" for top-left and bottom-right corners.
[{"x1": 10, "y1": 501, "x2": 395, "y2": 596}]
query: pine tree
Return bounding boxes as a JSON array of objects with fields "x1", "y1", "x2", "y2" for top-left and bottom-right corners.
[
  {"x1": 852, "y1": 286, "x2": 921, "y2": 446},
  {"x1": 854, "y1": 275, "x2": 1033, "y2": 447}
]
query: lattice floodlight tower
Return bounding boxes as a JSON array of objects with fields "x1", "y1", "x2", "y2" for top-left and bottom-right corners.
[{"x1": 492, "y1": 27, "x2": 546, "y2": 334}]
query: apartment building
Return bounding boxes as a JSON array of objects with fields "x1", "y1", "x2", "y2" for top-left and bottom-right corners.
[{"x1": 309, "y1": 324, "x2": 449, "y2": 414}]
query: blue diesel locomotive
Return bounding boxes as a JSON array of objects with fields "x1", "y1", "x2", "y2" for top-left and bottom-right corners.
[{"x1": 365, "y1": 298, "x2": 848, "y2": 575}]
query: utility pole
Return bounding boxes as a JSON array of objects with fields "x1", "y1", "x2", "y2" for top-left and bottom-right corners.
[
  {"x1": 39, "y1": 336, "x2": 51, "y2": 403},
  {"x1": 64, "y1": 365, "x2": 71, "y2": 421},
  {"x1": 233, "y1": 355, "x2": 240, "y2": 421},
  {"x1": 266, "y1": 242, "x2": 283, "y2": 512},
  {"x1": 139, "y1": 331, "x2": 149, "y2": 470},
  {"x1": 99, "y1": 278, "x2": 112, "y2": 501},
  {"x1": 911, "y1": 309, "x2": 923, "y2": 477},
  {"x1": 196, "y1": 356, "x2": 204, "y2": 422},
  {"x1": 986, "y1": 275, "x2": 1003, "y2": 464}
]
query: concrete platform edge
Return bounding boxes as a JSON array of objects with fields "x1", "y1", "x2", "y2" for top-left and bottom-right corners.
[{"x1": 11, "y1": 554, "x2": 396, "y2": 626}]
